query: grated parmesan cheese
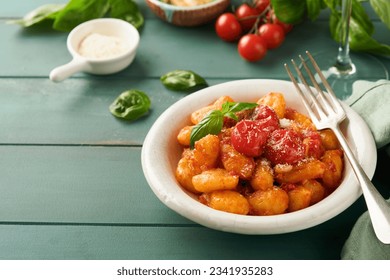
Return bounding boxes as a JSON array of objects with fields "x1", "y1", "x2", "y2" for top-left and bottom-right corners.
[
  {"x1": 78, "y1": 33, "x2": 128, "y2": 60},
  {"x1": 274, "y1": 163, "x2": 293, "y2": 173},
  {"x1": 279, "y1": 118, "x2": 292, "y2": 128}
]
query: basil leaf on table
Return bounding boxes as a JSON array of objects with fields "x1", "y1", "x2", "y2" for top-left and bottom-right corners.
[
  {"x1": 189, "y1": 102, "x2": 258, "y2": 148},
  {"x1": 53, "y1": 0, "x2": 110, "y2": 32},
  {"x1": 109, "y1": 90, "x2": 151, "y2": 121},
  {"x1": 109, "y1": 0, "x2": 144, "y2": 30},
  {"x1": 6, "y1": 4, "x2": 65, "y2": 27},
  {"x1": 160, "y1": 70, "x2": 208, "y2": 92},
  {"x1": 8, "y1": 0, "x2": 144, "y2": 31}
]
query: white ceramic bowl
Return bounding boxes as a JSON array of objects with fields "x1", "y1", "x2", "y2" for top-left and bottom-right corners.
[
  {"x1": 145, "y1": 0, "x2": 230, "y2": 27},
  {"x1": 142, "y1": 79, "x2": 377, "y2": 234},
  {"x1": 50, "y1": 18, "x2": 140, "y2": 82}
]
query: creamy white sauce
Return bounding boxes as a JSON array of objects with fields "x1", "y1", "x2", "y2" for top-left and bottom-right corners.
[{"x1": 78, "y1": 33, "x2": 128, "y2": 60}]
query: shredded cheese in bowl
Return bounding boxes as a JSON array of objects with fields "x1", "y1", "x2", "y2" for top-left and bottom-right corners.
[{"x1": 78, "y1": 33, "x2": 128, "y2": 60}]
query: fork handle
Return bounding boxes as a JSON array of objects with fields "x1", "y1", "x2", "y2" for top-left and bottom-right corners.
[{"x1": 333, "y1": 126, "x2": 390, "y2": 244}]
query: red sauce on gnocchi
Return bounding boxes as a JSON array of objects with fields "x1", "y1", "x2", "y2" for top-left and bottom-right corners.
[{"x1": 175, "y1": 92, "x2": 344, "y2": 215}]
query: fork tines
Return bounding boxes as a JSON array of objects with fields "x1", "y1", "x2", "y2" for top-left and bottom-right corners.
[{"x1": 284, "y1": 51, "x2": 346, "y2": 129}]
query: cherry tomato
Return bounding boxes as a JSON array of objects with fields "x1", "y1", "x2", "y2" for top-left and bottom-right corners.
[
  {"x1": 238, "y1": 34, "x2": 267, "y2": 62},
  {"x1": 235, "y1": 3, "x2": 260, "y2": 32},
  {"x1": 251, "y1": 105, "x2": 279, "y2": 132},
  {"x1": 231, "y1": 120, "x2": 269, "y2": 157},
  {"x1": 255, "y1": 0, "x2": 270, "y2": 14},
  {"x1": 266, "y1": 9, "x2": 293, "y2": 33},
  {"x1": 265, "y1": 129, "x2": 305, "y2": 165},
  {"x1": 258, "y1": 23, "x2": 285, "y2": 49},
  {"x1": 215, "y1": 13, "x2": 243, "y2": 42}
]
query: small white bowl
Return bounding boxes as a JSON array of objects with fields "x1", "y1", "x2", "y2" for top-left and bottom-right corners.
[
  {"x1": 141, "y1": 79, "x2": 377, "y2": 235},
  {"x1": 145, "y1": 0, "x2": 230, "y2": 27},
  {"x1": 50, "y1": 18, "x2": 140, "y2": 82}
]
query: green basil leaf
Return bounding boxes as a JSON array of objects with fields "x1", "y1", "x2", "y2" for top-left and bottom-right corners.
[
  {"x1": 305, "y1": 0, "x2": 322, "y2": 21},
  {"x1": 324, "y1": 0, "x2": 372, "y2": 33},
  {"x1": 190, "y1": 110, "x2": 223, "y2": 148},
  {"x1": 221, "y1": 102, "x2": 257, "y2": 115},
  {"x1": 53, "y1": 0, "x2": 110, "y2": 32},
  {"x1": 224, "y1": 112, "x2": 239, "y2": 121},
  {"x1": 329, "y1": 0, "x2": 390, "y2": 56},
  {"x1": 227, "y1": 102, "x2": 258, "y2": 113},
  {"x1": 220, "y1": 102, "x2": 233, "y2": 115},
  {"x1": 160, "y1": 70, "x2": 208, "y2": 92},
  {"x1": 270, "y1": 0, "x2": 306, "y2": 24},
  {"x1": 189, "y1": 101, "x2": 258, "y2": 148},
  {"x1": 7, "y1": 4, "x2": 65, "y2": 27},
  {"x1": 9, "y1": 0, "x2": 144, "y2": 32},
  {"x1": 109, "y1": 89, "x2": 151, "y2": 121},
  {"x1": 370, "y1": 0, "x2": 390, "y2": 29},
  {"x1": 108, "y1": 0, "x2": 144, "y2": 29},
  {"x1": 349, "y1": 19, "x2": 390, "y2": 55},
  {"x1": 323, "y1": 0, "x2": 338, "y2": 11},
  {"x1": 351, "y1": 0, "x2": 374, "y2": 35}
]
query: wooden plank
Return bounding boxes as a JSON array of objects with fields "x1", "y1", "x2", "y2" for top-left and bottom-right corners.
[
  {"x1": 0, "y1": 205, "x2": 365, "y2": 260},
  {"x1": 0, "y1": 77, "x2": 197, "y2": 145},
  {"x1": 0, "y1": 18, "x2": 324, "y2": 78},
  {"x1": 0, "y1": 149, "x2": 389, "y2": 260},
  {"x1": 0, "y1": 146, "x2": 191, "y2": 224},
  {"x1": 1, "y1": 0, "x2": 389, "y2": 262},
  {"x1": 2, "y1": 18, "x2": 389, "y2": 78},
  {"x1": 2, "y1": 144, "x2": 387, "y2": 229}
]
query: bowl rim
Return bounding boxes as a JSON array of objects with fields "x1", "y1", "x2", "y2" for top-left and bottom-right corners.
[
  {"x1": 141, "y1": 79, "x2": 377, "y2": 234},
  {"x1": 146, "y1": 0, "x2": 229, "y2": 11}
]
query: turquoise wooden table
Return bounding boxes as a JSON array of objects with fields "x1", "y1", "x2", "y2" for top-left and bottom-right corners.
[{"x1": 1, "y1": 0, "x2": 389, "y2": 260}]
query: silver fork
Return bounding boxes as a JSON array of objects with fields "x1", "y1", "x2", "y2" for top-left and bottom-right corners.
[{"x1": 285, "y1": 51, "x2": 390, "y2": 244}]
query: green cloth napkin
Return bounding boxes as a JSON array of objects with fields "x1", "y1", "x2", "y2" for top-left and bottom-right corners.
[
  {"x1": 341, "y1": 80, "x2": 390, "y2": 260},
  {"x1": 341, "y1": 199, "x2": 390, "y2": 260},
  {"x1": 345, "y1": 79, "x2": 390, "y2": 149}
]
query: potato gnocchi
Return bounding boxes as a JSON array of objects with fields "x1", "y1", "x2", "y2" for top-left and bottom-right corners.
[{"x1": 175, "y1": 92, "x2": 344, "y2": 216}]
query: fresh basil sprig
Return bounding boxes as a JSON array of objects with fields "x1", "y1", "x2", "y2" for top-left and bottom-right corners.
[
  {"x1": 189, "y1": 101, "x2": 258, "y2": 148},
  {"x1": 7, "y1": 0, "x2": 144, "y2": 31},
  {"x1": 270, "y1": 0, "x2": 390, "y2": 56},
  {"x1": 160, "y1": 70, "x2": 208, "y2": 92}
]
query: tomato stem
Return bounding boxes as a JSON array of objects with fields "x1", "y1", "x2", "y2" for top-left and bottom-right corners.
[{"x1": 239, "y1": 4, "x2": 272, "y2": 35}]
